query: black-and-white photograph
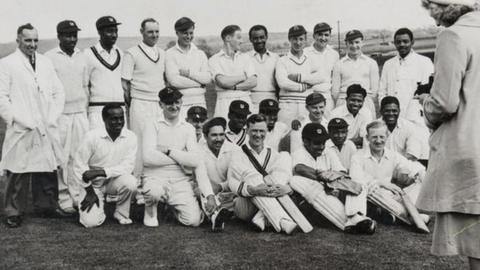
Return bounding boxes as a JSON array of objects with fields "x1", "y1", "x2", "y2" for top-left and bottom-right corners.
[{"x1": 0, "y1": 0, "x2": 479, "y2": 269}]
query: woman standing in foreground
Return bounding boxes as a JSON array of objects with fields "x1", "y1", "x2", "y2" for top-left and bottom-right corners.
[{"x1": 417, "y1": 0, "x2": 480, "y2": 269}]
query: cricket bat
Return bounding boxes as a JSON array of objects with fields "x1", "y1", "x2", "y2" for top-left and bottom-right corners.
[
  {"x1": 401, "y1": 192, "x2": 430, "y2": 233},
  {"x1": 264, "y1": 176, "x2": 313, "y2": 233}
]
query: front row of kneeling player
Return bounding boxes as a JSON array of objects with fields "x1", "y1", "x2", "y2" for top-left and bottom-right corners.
[{"x1": 74, "y1": 87, "x2": 429, "y2": 234}]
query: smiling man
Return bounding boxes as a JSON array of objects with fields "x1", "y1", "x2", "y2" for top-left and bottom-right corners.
[
  {"x1": 166, "y1": 17, "x2": 211, "y2": 118},
  {"x1": 276, "y1": 25, "x2": 322, "y2": 125},
  {"x1": 379, "y1": 96, "x2": 422, "y2": 161},
  {"x1": 247, "y1": 25, "x2": 279, "y2": 112},
  {"x1": 290, "y1": 92, "x2": 329, "y2": 152},
  {"x1": 326, "y1": 118, "x2": 357, "y2": 171},
  {"x1": 290, "y1": 123, "x2": 375, "y2": 234},
  {"x1": 122, "y1": 18, "x2": 166, "y2": 181},
  {"x1": 332, "y1": 30, "x2": 379, "y2": 117},
  {"x1": 0, "y1": 23, "x2": 65, "y2": 228},
  {"x1": 45, "y1": 20, "x2": 89, "y2": 215},
  {"x1": 304, "y1": 23, "x2": 340, "y2": 116},
  {"x1": 228, "y1": 114, "x2": 298, "y2": 234},
  {"x1": 329, "y1": 84, "x2": 373, "y2": 148},
  {"x1": 73, "y1": 105, "x2": 137, "y2": 228},
  {"x1": 379, "y1": 28, "x2": 433, "y2": 163},
  {"x1": 197, "y1": 117, "x2": 237, "y2": 231},
  {"x1": 85, "y1": 16, "x2": 124, "y2": 130},
  {"x1": 349, "y1": 121, "x2": 427, "y2": 227},
  {"x1": 141, "y1": 87, "x2": 216, "y2": 227},
  {"x1": 209, "y1": 25, "x2": 257, "y2": 119},
  {"x1": 225, "y1": 100, "x2": 251, "y2": 146}
]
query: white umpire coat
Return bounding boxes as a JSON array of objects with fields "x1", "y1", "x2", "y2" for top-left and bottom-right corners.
[{"x1": 0, "y1": 49, "x2": 65, "y2": 173}]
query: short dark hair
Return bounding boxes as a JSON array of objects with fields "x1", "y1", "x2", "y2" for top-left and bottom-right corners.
[
  {"x1": 380, "y1": 96, "x2": 400, "y2": 110},
  {"x1": 249, "y1": 25, "x2": 268, "y2": 39},
  {"x1": 394, "y1": 27, "x2": 413, "y2": 42},
  {"x1": 202, "y1": 117, "x2": 227, "y2": 137},
  {"x1": 141, "y1": 18, "x2": 158, "y2": 29},
  {"x1": 17, "y1": 23, "x2": 35, "y2": 35},
  {"x1": 246, "y1": 114, "x2": 266, "y2": 127},
  {"x1": 221, "y1": 25, "x2": 241, "y2": 40},
  {"x1": 346, "y1": 84, "x2": 367, "y2": 98},
  {"x1": 102, "y1": 104, "x2": 123, "y2": 119}
]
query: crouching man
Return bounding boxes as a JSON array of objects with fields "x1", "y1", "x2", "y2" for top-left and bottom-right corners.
[
  {"x1": 228, "y1": 114, "x2": 302, "y2": 234},
  {"x1": 73, "y1": 104, "x2": 137, "y2": 228},
  {"x1": 141, "y1": 87, "x2": 216, "y2": 227},
  {"x1": 197, "y1": 117, "x2": 238, "y2": 231},
  {"x1": 289, "y1": 123, "x2": 376, "y2": 234},
  {"x1": 350, "y1": 120, "x2": 428, "y2": 228}
]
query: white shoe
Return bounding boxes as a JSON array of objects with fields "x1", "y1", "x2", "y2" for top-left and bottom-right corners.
[
  {"x1": 113, "y1": 212, "x2": 133, "y2": 225},
  {"x1": 420, "y1": 214, "x2": 431, "y2": 225},
  {"x1": 279, "y1": 218, "x2": 297, "y2": 235},
  {"x1": 144, "y1": 205, "x2": 159, "y2": 227},
  {"x1": 251, "y1": 211, "x2": 265, "y2": 231}
]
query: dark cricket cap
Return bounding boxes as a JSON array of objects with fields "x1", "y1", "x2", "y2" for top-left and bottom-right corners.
[
  {"x1": 202, "y1": 117, "x2": 227, "y2": 135},
  {"x1": 302, "y1": 122, "x2": 329, "y2": 143},
  {"x1": 175, "y1": 17, "x2": 195, "y2": 32},
  {"x1": 328, "y1": 118, "x2": 349, "y2": 131},
  {"x1": 187, "y1": 106, "x2": 207, "y2": 121},
  {"x1": 96, "y1": 16, "x2": 121, "y2": 31},
  {"x1": 305, "y1": 92, "x2": 326, "y2": 106},
  {"x1": 229, "y1": 100, "x2": 251, "y2": 116},
  {"x1": 313, "y1": 22, "x2": 331, "y2": 34},
  {"x1": 346, "y1": 84, "x2": 367, "y2": 98},
  {"x1": 259, "y1": 99, "x2": 280, "y2": 114},
  {"x1": 288, "y1": 25, "x2": 307, "y2": 39},
  {"x1": 345, "y1": 29, "x2": 363, "y2": 41},
  {"x1": 57, "y1": 20, "x2": 81, "y2": 34},
  {"x1": 158, "y1": 87, "x2": 183, "y2": 104}
]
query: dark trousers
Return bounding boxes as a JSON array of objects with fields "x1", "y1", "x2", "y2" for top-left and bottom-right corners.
[{"x1": 3, "y1": 171, "x2": 58, "y2": 217}]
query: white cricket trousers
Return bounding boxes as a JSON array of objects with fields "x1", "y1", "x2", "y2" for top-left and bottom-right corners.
[
  {"x1": 277, "y1": 99, "x2": 308, "y2": 126},
  {"x1": 143, "y1": 175, "x2": 203, "y2": 227},
  {"x1": 79, "y1": 174, "x2": 137, "y2": 228},
  {"x1": 289, "y1": 176, "x2": 368, "y2": 230},
  {"x1": 214, "y1": 92, "x2": 252, "y2": 120},
  {"x1": 129, "y1": 98, "x2": 162, "y2": 178},
  {"x1": 57, "y1": 112, "x2": 89, "y2": 210}
]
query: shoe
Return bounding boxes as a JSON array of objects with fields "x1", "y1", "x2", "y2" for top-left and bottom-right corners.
[
  {"x1": 251, "y1": 211, "x2": 266, "y2": 231},
  {"x1": 211, "y1": 208, "x2": 233, "y2": 232},
  {"x1": 379, "y1": 210, "x2": 396, "y2": 225},
  {"x1": 113, "y1": 212, "x2": 133, "y2": 225},
  {"x1": 6, "y1": 216, "x2": 22, "y2": 228},
  {"x1": 280, "y1": 219, "x2": 297, "y2": 235},
  {"x1": 55, "y1": 207, "x2": 76, "y2": 218},
  {"x1": 143, "y1": 205, "x2": 159, "y2": 227},
  {"x1": 420, "y1": 214, "x2": 431, "y2": 225},
  {"x1": 356, "y1": 219, "x2": 376, "y2": 235}
]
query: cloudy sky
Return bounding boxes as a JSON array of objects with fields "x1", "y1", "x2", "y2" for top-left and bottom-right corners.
[{"x1": 0, "y1": 0, "x2": 435, "y2": 43}]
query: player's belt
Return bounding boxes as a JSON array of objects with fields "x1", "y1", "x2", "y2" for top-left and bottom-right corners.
[{"x1": 89, "y1": 102, "x2": 125, "y2": 107}]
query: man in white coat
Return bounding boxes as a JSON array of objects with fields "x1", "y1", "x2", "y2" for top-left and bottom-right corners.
[{"x1": 0, "y1": 23, "x2": 65, "y2": 228}]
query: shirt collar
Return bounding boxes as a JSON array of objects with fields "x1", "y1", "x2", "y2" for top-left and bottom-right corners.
[
  {"x1": 100, "y1": 127, "x2": 127, "y2": 140},
  {"x1": 245, "y1": 141, "x2": 269, "y2": 156},
  {"x1": 157, "y1": 113, "x2": 187, "y2": 127},
  {"x1": 175, "y1": 42, "x2": 197, "y2": 54},
  {"x1": 364, "y1": 147, "x2": 392, "y2": 161},
  {"x1": 219, "y1": 49, "x2": 240, "y2": 59},
  {"x1": 398, "y1": 50, "x2": 416, "y2": 62},
  {"x1": 95, "y1": 42, "x2": 118, "y2": 54},
  {"x1": 343, "y1": 53, "x2": 365, "y2": 62},
  {"x1": 54, "y1": 46, "x2": 80, "y2": 56},
  {"x1": 287, "y1": 51, "x2": 307, "y2": 64}
]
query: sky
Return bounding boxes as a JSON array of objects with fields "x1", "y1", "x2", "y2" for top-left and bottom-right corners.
[{"x1": 0, "y1": 0, "x2": 436, "y2": 43}]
